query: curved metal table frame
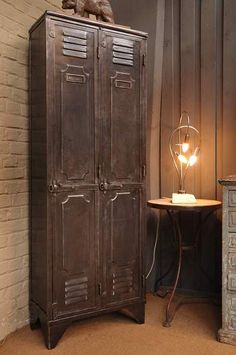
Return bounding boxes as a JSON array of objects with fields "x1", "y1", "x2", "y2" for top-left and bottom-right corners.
[{"x1": 147, "y1": 198, "x2": 222, "y2": 327}]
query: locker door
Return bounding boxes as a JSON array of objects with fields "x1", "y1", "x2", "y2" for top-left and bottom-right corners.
[
  {"x1": 99, "y1": 30, "x2": 146, "y2": 306},
  {"x1": 49, "y1": 20, "x2": 100, "y2": 318}
]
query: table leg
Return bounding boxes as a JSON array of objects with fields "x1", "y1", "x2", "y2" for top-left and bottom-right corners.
[
  {"x1": 162, "y1": 209, "x2": 217, "y2": 327},
  {"x1": 154, "y1": 210, "x2": 178, "y2": 295},
  {"x1": 163, "y1": 211, "x2": 183, "y2": 327}
]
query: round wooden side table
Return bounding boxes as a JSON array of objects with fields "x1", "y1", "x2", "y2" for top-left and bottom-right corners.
[{"x1": 147, "y1": 197, "x2": 222, "y2": 327}]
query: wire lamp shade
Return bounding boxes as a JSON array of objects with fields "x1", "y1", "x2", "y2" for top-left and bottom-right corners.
[{"x1": 169, "y1": 112, "x2": 200, "y2": 194}]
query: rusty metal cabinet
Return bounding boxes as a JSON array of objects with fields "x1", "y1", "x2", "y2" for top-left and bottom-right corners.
[
  {"x1": 30, "y1": 11, "x2": 147, "y2": 349},
  {"x1": 218, "y1": 176, "x2": 236, "y2": 345}
]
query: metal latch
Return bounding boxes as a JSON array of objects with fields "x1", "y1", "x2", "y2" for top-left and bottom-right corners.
[
  {"x1": 99, "y1": 180, "x2": 123, "y2": 191},
  {"x1": 48, "y1": 180, "x2": 59, "y2": 193}
]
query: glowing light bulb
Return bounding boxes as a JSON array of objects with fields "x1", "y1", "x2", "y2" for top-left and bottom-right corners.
[
  {"x1": 189, "y1": 155, "x2": 197, "y2": 166},
  {"x1": 182, "y1": 143, "x2": 190, "y2": 153},
  {"x1": 182, "y1": 133, "x2": 190, "y2": 153},
  {"x1": 189, "y1": 146, "x2": 200, "y2": 166},
  {"x1": 175, "y1": 153, "x2": 188, "y2": 164}
]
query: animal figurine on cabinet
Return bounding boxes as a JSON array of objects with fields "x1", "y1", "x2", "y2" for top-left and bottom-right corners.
[{"x1": 62, "y1": 0, "x2": 115, "y2": 23}]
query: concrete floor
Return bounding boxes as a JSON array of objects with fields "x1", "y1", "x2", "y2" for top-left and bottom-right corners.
[{"x1": 0, "y1": 294, "x2": 235, "y2": 355}]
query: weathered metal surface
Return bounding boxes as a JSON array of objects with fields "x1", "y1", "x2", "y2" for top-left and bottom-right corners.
[
  {"x1": 30, "y1": 11, "x2": 147, "y2": 349},
  {"x1": 148, "y1": 198, "x2": 221, "y2": 327},
  {"x1": 218, "y1": 176, "x2": 236, "y2": 345},
  {"x1": 219, "y1": 176, "x2": 236, "y2": 186}
]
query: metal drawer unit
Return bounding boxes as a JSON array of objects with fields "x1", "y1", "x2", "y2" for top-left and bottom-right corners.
[{"x1": 219, "y1": 176, "x2": 236, "y2": 345}]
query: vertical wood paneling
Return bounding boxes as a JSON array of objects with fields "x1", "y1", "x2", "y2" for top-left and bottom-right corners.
[
  {"x1": 201, "y1": 0, "x2": 218, "y2": 199},
  {"x1": 158, "y1": 0, "x2": 181, "y2": 288},
  {"x1": 159, "y1": 0, "x2": 224, "y2": 292},
  {"x1": 149, "y1": 0, "x2": 165, "y2": 199},
  {"x1": 160, "y1": 0, "x2": 181, "y2": 198},
  {"x1": 179, "y1": 0, "x2": 202, "y2": 289},
  {"x1": 199, "y1": 0, "x2": 223, "y2": 291},
  {"x1": 223, "y1": 0, "x2": 236, "y2": 177},
  {"x1": 161, "y1": 0, "x2": 225, "y2": 201},
  {"x1": 216, "y1": 0, "x2": 224, "y2": 200},
  {"x1": 110, "y1": 0, "x2": 236, "y2": 293},
  {"x1": 180, "y1": 0, "x2": 201, "y2": 195}
]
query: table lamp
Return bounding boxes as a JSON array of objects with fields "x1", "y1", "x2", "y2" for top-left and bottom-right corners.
[{"x1": 169, "y1": 111, "x2": 200, "y2": 203}]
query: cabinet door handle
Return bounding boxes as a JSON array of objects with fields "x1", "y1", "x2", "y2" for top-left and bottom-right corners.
[{"x1": 99, "y1": 181, "x2": 123, "y2": 191}]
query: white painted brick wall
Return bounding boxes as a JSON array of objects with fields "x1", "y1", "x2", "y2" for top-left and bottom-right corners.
[{"x1": 0, "y1": 0, "x2": 71, "y2": 341}]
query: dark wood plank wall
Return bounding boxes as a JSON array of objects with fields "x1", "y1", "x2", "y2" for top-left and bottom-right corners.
[
  {"x1": 223, "y1": 1, "x2": 236, "y2": 178},
  {"x1": 159, "y1": 0, "x2": 236, "y2": 293},
  {"x1": 161, "y1": 0, "x2": 236, "y2": 199},
  {"x1": 110, "y1": 0, "x2": 236, "y2": 292}
]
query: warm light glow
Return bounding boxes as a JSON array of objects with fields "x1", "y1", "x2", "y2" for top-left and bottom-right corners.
[
  {"x1": 182, "y1": 133, "x2": 190, "y2": 153},
  {"x1": 189, "y1": 155, "x2": 198, "y2": 166},
  {"x1": 182, "y1": 142, "x2": 190, "y2": 153},
  {"x1": 169, "y1": 112, "x2": 200, "y2": 194},
  {"x1": 189, "y1": 147, "x2": 200, "y2": 166},
  {"x1": 176, "y1": 153, "x2": 188, "y2": 164}
]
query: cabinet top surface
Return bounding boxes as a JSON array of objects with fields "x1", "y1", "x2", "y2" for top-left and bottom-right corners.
[
  {"x1": 219, "y1": 175, "x2": 236, "y2": 186},
  {"x1": 29, "y1": 10, "x2": 148, "y2": 38},
  {"x1": 147, "y1": 198, "x2": 222, "y2": 211}
]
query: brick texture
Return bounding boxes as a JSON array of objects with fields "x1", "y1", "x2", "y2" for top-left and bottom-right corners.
[{"x1": 0, "y1": 0, "x2": 71, "y2": 341}]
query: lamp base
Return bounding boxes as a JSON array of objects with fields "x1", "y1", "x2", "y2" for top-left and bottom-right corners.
[
  {"x1": 178, "y1": 189, "x2": 186, "y2": 194},
  {"x1": 172, "y1": 193, "x2": 197, "y2": 204}
]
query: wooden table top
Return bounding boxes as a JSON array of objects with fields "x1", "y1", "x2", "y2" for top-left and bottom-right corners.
[{"x1": 147, "y1": 198, "x2": 222, "y2": 212}]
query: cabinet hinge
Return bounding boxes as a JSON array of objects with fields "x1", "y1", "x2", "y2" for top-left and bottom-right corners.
[
  {"x1": 142, "y1": 165, "x2": 146, "y2": 178},
  {"x1": 98, "y1": 283, "x2": 102, "y2": 296},
  {"x1": 97, "y1": 164, "x2": 102, "y2": 180},
  {"x1": 142, "y1": 54, "x2": 147, "y2": 66},
  {"x1": 97, "y1": 45, "x2": 101, "y2": 59}
]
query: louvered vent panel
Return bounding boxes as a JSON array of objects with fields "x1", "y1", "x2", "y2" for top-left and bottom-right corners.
[
  {"x1": 63, "y1": 28, "x2": 88, "y2": 59},
  {"x1": 65, "y1": 276, "x2": 88, "y2": 305},
  {"x1": 112, "y1": 269, "x2": 133, "y2": 296},
  {"x1": 112, "y1": 38, "x2": 134, "y2": 66}
]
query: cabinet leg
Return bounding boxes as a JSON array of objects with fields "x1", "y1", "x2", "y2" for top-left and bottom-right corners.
[
  {"x1": 40, "y1": 317, "x2": 69, "y2": 350},
  {"x1": 30, "y1": 318, "x2": 41, "y2": 330},
  {"x1": 218, "y1": 328, "x2": 236, "y2": 346},
  {"x1": 120, "y1": 303, "x2": 145, "y2": 324},
  {"x1": 29, "y1": 302, "x2": 40, "y2": 330}
]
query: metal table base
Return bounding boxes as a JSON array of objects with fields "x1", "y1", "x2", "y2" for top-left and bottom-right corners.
[{"x1": 147, "y1": 198, "x2": 222, "y2": 327}]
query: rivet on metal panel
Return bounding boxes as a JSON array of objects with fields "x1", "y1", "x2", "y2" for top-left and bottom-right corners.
[{"x1": 49, "y1": 30, "x2": 56, "y2": 38}]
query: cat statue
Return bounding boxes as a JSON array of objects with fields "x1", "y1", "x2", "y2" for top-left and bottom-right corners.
[{"x1": 62, "y1": 0, "x2": 115, "y2": 23}]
